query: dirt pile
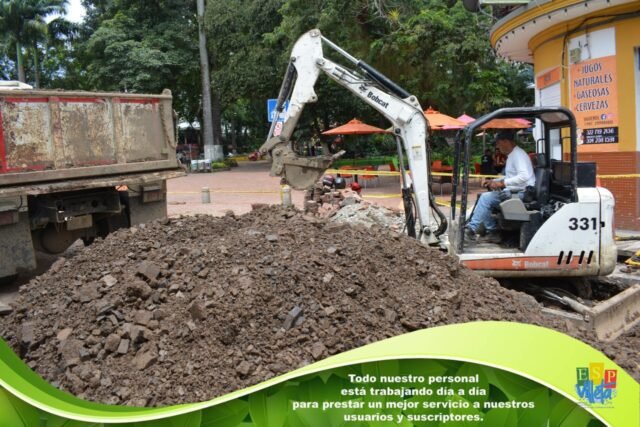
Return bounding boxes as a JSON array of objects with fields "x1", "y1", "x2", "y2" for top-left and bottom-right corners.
[{"x1": 0, "y1": 206, "x2": 637, "y2": 407}]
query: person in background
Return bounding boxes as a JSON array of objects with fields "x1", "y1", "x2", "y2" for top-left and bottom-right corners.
[
  {"x1": 465, "y1": 131, "x2": 535, "y2": 243},
  {"x1": 493, "y1": 146, "x2": 506, "y2": 174},
  {"x1": 480, "y1": 149, "x2": 494, "y2": 175}
]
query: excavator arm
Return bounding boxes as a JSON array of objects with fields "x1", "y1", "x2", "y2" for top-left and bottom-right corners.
[{"x1": 260, "y1": 29, "x2": 444, "y2": 242}]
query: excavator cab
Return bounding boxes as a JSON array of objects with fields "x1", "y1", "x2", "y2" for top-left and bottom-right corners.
[{"x1": 449, "y1": 107, "x2": 615, "y2": 278}]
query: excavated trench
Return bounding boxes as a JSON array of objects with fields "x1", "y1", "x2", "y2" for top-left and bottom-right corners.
[{"x1": 0, "y1": 206, "x2": 637, "y2": 407}]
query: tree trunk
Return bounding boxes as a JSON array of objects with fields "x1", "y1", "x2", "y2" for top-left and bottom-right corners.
[
  {"x1": 211, "y1": 89, "x2": 224, "y2": 149},
  {"x1": 16, "y1": 42, "x2": 26, "y2": 83},
  {"x1": 33, "y1": 43, "x2": 40, "y2": 88},
  {"x1": 230, "y1": 120, "x2": 238, "y2": 155},
  {"x1": 196, "y1": 0, "x2": 220, "y2": 160}
]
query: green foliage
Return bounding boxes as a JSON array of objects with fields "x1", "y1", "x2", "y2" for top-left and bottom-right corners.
[
  {"x1": 201, "y1": 399, "x2": 249, "y2": 427},
  {"x1": 0, "y1": 0, "x2": 69, "y2": 84},
  {"x1": 366, "y1": 0, "x2": 533, "y2": 116},
  {"x1": 211, "y1": 162, "x2": 228, "y2": 169},
  {"x1": 202, "y1": 0, "x2": 533, "y2": 156},
  {"x1": 1, "y1": 0, "x2": 534, "y2": 159},
  {"x1": 224, "y1": 158, "x2": 239, "y2": 167},
  {"x1": 205, "y1": 0, "x2": 288, "y2": 152},
  {"x1": 67, "y1": 0, "x2": 201, "y2": 121}
]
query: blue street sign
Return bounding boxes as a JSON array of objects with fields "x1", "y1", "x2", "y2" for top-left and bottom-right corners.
[{"x1": 267, "y1": 99, "x2": 289, "y2": 123}]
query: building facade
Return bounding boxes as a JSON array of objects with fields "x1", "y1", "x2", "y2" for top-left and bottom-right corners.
[{"x1": 490, "y1": 0, "x2": 640, "y2": 229}]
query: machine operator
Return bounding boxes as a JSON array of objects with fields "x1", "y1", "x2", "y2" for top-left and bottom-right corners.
[{"x1": 465, "y1": 131, "x2": 535, "y2": 243}]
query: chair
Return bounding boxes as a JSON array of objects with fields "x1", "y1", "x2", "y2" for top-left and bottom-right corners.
[
  {"x1": 497, "y1": 154, "x2": 551, "y2": 250},
  {"x1": 360, "y1": 165, "x2": 378, "y2": 188},
  {"x1": 430, "y1": 160, "x2": 451, "y2": 196},
  {"x1": 383, "y1": 162, "x2": 400, "y2": 184},
  {"x1": 338, "y1": 165, "x2": 354, "y2": 183}
]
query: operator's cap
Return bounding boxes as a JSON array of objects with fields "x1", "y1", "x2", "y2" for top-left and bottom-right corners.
[{"x1": 495, "y1": 130, "x2": 515, "y2": 142}]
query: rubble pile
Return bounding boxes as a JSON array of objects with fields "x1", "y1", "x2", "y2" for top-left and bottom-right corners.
[
  {"x1": 303, "y1": 181, "x2": 362, "y2": 217},
  {"x1": 330, "y1": 203, "x2": 406, "y2": 231},
  {"x1": 304, "y1": 179, "x2": 406, "y2": 231},
  {"x1": 0, "y1": 206, "x2": 637, "y2": 407}
]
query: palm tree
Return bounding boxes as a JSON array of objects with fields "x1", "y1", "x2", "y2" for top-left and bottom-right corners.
[{"x1": 0, "y1": 0, "x2": 68, "y2": 83}]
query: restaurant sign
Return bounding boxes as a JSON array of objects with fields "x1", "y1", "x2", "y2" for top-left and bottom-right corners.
[{"x1": 570, "y1": 55, "x2": 618, "y2": 146}]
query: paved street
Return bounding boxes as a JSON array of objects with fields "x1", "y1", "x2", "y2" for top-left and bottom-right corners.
[{"x1": 167, "y1": 160, "x2": 413, "y2": 216}]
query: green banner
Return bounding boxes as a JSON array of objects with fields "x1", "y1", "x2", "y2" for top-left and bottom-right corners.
[{"x1": 0, "y1": 322, "x2": 637, "y2": 426}]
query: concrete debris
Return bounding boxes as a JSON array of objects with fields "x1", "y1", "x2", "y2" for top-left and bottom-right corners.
[
  {"x1": 136, "y1": 261, "x2": 161, "y2": 281},
  {"x1": 0, "y1": 302, "x2": 12, "y2": 316},
  {"x1": 56, "y1": 328, "x2": 73, "y2": 342},
  {"x1": 283, "y1": 306, "x2": 304, "y2": 330}
]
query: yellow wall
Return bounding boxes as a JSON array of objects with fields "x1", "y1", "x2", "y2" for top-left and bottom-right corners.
[
  {"x1": 532, "y1": 37, "x2": 565, "y2": 104},
  {"x1": 530, "y1": 15, "x2": 640, "y2": 152},
  {"x1": 615, "y1": 17, "x2": 640, "y2": 152}
]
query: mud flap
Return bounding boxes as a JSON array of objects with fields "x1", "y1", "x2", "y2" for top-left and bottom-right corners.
[{"x1": 0, "y1": 212, "x2": 36, "y2": 279}]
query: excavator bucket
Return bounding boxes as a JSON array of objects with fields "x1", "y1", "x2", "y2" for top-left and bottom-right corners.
[{"x1": 261, "y1": 138, "x2": 344, "y2": 190}]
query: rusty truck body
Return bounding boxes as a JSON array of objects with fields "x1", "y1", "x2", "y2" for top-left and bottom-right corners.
[{"x1": 0, "y1": 87, "x2": 184, "y2": 280}]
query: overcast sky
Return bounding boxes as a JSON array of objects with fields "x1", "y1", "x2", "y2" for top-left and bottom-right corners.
[{"x1": 66, "y1": 0, "x2": 86, "y2": 23}]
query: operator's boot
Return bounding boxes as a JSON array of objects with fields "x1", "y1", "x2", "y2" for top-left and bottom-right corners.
[
  {"x1": 478, "y1": 230, "x2": 501, "y2": 244},
  {"x1": 464, "y1": 227, "x2": 478, "y2": 242}
]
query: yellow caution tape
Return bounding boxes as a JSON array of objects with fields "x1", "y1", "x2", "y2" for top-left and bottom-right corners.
[
  {"x1": 597, "y1": 174, "x2": 640, "y2": 179},
  {"x1": 168, "y1": 190, "x2": 280, "y2": 195},
  {"x1": 325, "y1": 168, "x2": 401, "y2": 176},
  {"x1": 326, "y1": 168, "x2": 502, "y2": 179},
  {"x1": 327, "y1": 168, "x2": 640, "y2": 180},
  {"x1": 361, "y1": 193, "x2": 401, "y2": 199}
]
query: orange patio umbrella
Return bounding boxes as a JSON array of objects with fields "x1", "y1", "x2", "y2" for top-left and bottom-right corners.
[
  {"x1": 322, "y1": 118, "x2": 391, "y2": 135},
  {"x1": 480, "y1": 118, "x2": 531, "y2": 130},
  {"x1": 423, "y1": 107, "x2": 466, "y2": 130},
  {"x1": 457, "y1": 113, "x2": 476, "y2": 124},
  {"x1": 440, "y1": 113, "x2": 476, "y2": 131}
]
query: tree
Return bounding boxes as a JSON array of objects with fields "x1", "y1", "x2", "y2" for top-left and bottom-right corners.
[
  {"x1": 0, "y1": 0, "x2": 67, "y2": 83},
  {"x1": 196, "y1": 0, "x2": 218, "y2": 160},
  {"x1": 270, "y1": 0, "x2": 533, "y2": 119},
  {"x1": 205, "y1": 0, "x2": 289, "y2": 152},
  {"x1": 74, "y1": 0, "x2": 202, "y2": 121}
]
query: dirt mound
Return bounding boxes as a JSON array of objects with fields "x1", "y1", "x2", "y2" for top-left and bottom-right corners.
[{"x1": 0, "y1": 206, "x2": 637, "y2": 406}]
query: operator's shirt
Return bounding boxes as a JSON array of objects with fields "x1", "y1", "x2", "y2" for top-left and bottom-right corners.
[{"x1": 500, "y1": 146, "x2": 535, "y2": 192}]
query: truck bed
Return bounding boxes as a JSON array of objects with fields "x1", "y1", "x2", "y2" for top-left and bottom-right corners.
[{"x1": 0, "y1": 89, "x2": 178, "y2": 187}]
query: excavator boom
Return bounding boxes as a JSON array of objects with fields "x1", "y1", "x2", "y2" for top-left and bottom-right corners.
[{"x1": 259, "y1": 29, "x2": 439, "y2": 241}]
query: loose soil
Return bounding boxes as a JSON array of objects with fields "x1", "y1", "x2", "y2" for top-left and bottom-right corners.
[{"x1": 0, "y1": 206, "x2": 637, "y2": 407}]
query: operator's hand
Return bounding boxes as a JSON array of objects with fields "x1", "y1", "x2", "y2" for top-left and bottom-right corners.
[{"x1": 487, "y1": 180, "x2": 506, "y2": 191}]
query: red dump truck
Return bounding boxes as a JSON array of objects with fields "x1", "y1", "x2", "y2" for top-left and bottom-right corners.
[{"x1": 0, "y1": 86, "x2": 184, "y2": 280}]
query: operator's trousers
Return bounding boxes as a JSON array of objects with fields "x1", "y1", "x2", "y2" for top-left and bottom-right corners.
[{"x1": 468, "y1": 190, "x2": 523, "y2": 233}]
